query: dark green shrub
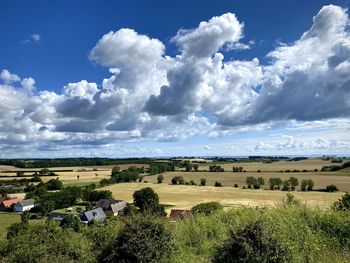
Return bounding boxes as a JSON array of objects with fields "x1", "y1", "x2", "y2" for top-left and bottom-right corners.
[
  {"x1": 171, "y1": 176, "x2": 185, "y2": 185},
  {"x1": 133, "y1": 187, "x2": 166, "y2": 216},
  {"x1": 157, "y1": 174, "x2": 164, "y2": 184},
  {"x1": 101, "y1": 216, "x2": 173, "y2": 263},
  {"x1": 200, "y1": 178, "x2": 207, "y2": 186},
  {"x1": 212, "y1": 220, "x2": 290, "y2": 263},
  {"x1": 333, "y1": 192, "x2": 350, "y2": 211},
  {"x1": 326, "y1": 184, "x2": 339, "y2": 192},
  {"x1": 60, "y1": 214, "x2": 81, "y2": 232},
  {"x1": 191, "y1": 202, "x2": 223, "y2": 216},
  {"x1": 215, "y1": 181, "x2": 222, "y2": 187}
]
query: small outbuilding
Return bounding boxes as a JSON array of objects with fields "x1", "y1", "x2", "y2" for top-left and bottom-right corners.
[
  {"x1": 13, "y1": 199, "x2": 35, "y2": 212},
  {"x1": 80, "y1": 207, "x2": 106, "y2": 223}
]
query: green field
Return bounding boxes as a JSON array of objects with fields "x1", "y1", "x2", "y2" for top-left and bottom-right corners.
[{"x1": 0, "y1": 212, "x2": 20, "y2": 240}]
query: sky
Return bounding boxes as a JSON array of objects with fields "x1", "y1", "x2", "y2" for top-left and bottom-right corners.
[{"x1": 0, "y1": 0, "x2": 350, "y2": 158}]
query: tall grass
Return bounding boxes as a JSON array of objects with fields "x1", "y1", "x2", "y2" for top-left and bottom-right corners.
[{"x1": 169, "y1": 206, "x2": 350, "y2": 262}]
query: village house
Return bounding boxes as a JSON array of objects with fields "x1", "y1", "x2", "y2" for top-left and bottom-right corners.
[
  {"x1": 0, "y1": 197, "x2": 22, "y2": 211},
  {"x1": 96, "y1": 199, "x2": 128, "y2": 217},
  {"x1": 105, "y1": 201, "x2": 127, "y2": 217},
  {"x1": 13, "y1": 199, "x2": 35, "y2": 212},
  {"x1": 169, "y1": 209, "x2": 192, "y2": 220},
  {"x1": 80, "y1": 207, "x2": 106, "y2": 223}
]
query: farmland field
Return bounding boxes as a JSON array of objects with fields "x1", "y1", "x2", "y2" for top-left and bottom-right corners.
[
  {"x1": 2, "y1": 158, "x2": 350, "y2": 210},
  {"x1": 197, "y1": 158, "x2": 335, "y2": 172},
  {"x1": 143, "y1": 171, "x2": 350, "y2": 191},
  {"x1": 101, "y1": 182, "x2": 343, "y2": 210}
]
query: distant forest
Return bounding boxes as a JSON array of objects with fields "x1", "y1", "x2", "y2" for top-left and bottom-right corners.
[{"x1": 0, "y1": 158, "x2": 154, "y2": 168}]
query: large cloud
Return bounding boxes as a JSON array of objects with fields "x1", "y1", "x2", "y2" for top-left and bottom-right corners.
[{"x1": 219, "y1": 5, "x2": 350, "y2": 126}]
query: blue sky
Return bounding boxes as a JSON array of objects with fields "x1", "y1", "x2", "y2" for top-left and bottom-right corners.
[{"x1": 0, "y1": 0, "x2": 350, "y2": 157}]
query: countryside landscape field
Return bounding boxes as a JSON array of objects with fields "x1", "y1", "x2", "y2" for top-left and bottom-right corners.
[{"x1": 1, "y1": 1, "x2": 350, "y2": 262}]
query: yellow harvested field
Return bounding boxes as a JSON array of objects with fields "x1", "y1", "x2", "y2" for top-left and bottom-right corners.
[
  {"x1": 143, "y1": 171, "x2": 350, "y2": 191},
  {"x1": 101, "y1": 182, "x2": 343, "y2": 210}
]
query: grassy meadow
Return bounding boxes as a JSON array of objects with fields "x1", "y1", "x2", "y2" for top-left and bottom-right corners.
[{"x1": 0, "y1": 212, "x2": 20, "y2": 240}]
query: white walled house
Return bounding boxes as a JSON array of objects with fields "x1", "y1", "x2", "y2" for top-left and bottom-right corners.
[{"x1": 13, "y1": 199, "x2": 35, "y2": 212}]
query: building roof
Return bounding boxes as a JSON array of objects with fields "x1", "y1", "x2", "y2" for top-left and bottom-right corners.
[
  {"x1": 16, "y1": 199, "x2": 35, "y2": 207},
  {"x1": 0, "y1": 198, "x2": 21, "y2": 208},
  {"x1": 81, "y1": 207, "x2": 106, "y2": 222},
  {"x1": 169, "y1": 209, "x2": 192, "y2": 219},
  {"x1": 109, "y1": 201, "x2": 127, "y2": 213},
  {"x1": 96, "y1": 199, "x2": 118, "y2": 210}
]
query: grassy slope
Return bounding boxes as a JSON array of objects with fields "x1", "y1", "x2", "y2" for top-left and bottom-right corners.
[{"x1": 0, "y1": 212, "x2": 20, "y2": 240}]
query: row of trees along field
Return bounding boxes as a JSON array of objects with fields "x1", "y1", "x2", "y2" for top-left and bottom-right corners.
[
  {"x1": 1, "y1": 186, "x2": 350, "y2": 262},
  {"x1": 0, "y1": 158, "x2": 154, "y2": 168},
  {"x1": 160, "y1": 174, "x2": 339, "y2": 192}
]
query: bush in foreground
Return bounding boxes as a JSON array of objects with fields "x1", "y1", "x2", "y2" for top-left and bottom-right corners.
[
  {"x1": 212, "y1": 220, "x2": 290, "y2": 263},
  {"x1": 191, "y1": 201, "x2": 223, "y2": 216},
  {"x1": 101, "y1": 216, "x2": 173, "y2": 263},
  {"x1": 333, "y1": 192, "x2": 350, "y2": 211}
]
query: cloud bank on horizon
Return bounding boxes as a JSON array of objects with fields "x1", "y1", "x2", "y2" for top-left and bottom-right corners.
[{"x1": 0, "y1": 5, "x2": 350, "y2": 157}]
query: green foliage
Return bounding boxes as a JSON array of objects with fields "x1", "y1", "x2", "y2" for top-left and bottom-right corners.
[
  {"x1": 232, "y1": 166, "x2": 243, "y2": 172},
  {"x1": 132, "y1": 187, "x2": 166, "y2": 216},
  {"x1": 60, "y1": 214, "x2": 81, "y2": 232},
  {"x1": 6, "y1": 222, "x2": 28, "y2": 239},
  {"x1": 81, "y1": 189, "x2": 113, "y2": 202},
  {"x1": 321, "y1": 161, "x2": 350, "y2": 172},
  {"x1": 149, "y1": 163, "x2": 170, "y2": 175},
  {"x1": 101, "y1": 216, "x2": 173, "y2": 263},
  {"x1": 281, "y1": 193, "x2": 301, "y2": 206},
  {"x1": 157, "y1": 174, "x2": 164, "y2": 184},
  {"x1": 289, "y1": 177, "x2": 299, "y2": 190},
  {"x1": 246, "y1": 176, "x2": 257, "y2": 189},
  {"x1": 214, "y1": 181, "x2": 222, "y2": 187},
  {"x1": 307, "y1": 179, "x2": 314, "y2": 191},
  {"x1": 111, "y1": 166, "x2": 121, "y2": 175},
  {"x1": 301, "y1": 179, "x2": 314, "y2": 191},
  {"x1": 200, "y1": 178, "x2": 207, "y2": 186},
  {"x1": 171, "y1": 175, "x2": 185, "y2": 185},
  {"x1": 101, "y1": 167, "x2": 140, "y2": 186},
  {"x1": 185, "y1": 162, "x2": 192, "y2": 172},
  {"x1": 212, "y1": 220, "x2": 290, "y2": 263},
  {"x1": 269, "y1": 177, "x2": 283, "y2": 190},
  {"x1": 189, "y1": 180, "x2": 196, "y2": 185},
  {"x1": 282, "y1": 179, "x2": 291, "y2": 191},
  {"x1": 209, "y1": 165, "x2": 224, "y2": 172},
  {"x1": 333, "y1": 192, "x2": 350, "y2": 211},
  {"x1": 257, "y1": 177, "x2": 264, "y2": 188},
  {"x1": 45, "y1": 178, "x2": 63, "y2": 190},
  {"x1": 191, "y1": 202, "x2": 223, "y2": 216},
  {"x1": 326, "y1": 184, "x2": 338, "y2": 192},
  {"x1": 2, "y1": 223, "x2": 95, "y2": 263},
  {"x1": 123, "y1": 203, "x2": 139, "y2": 216}
]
